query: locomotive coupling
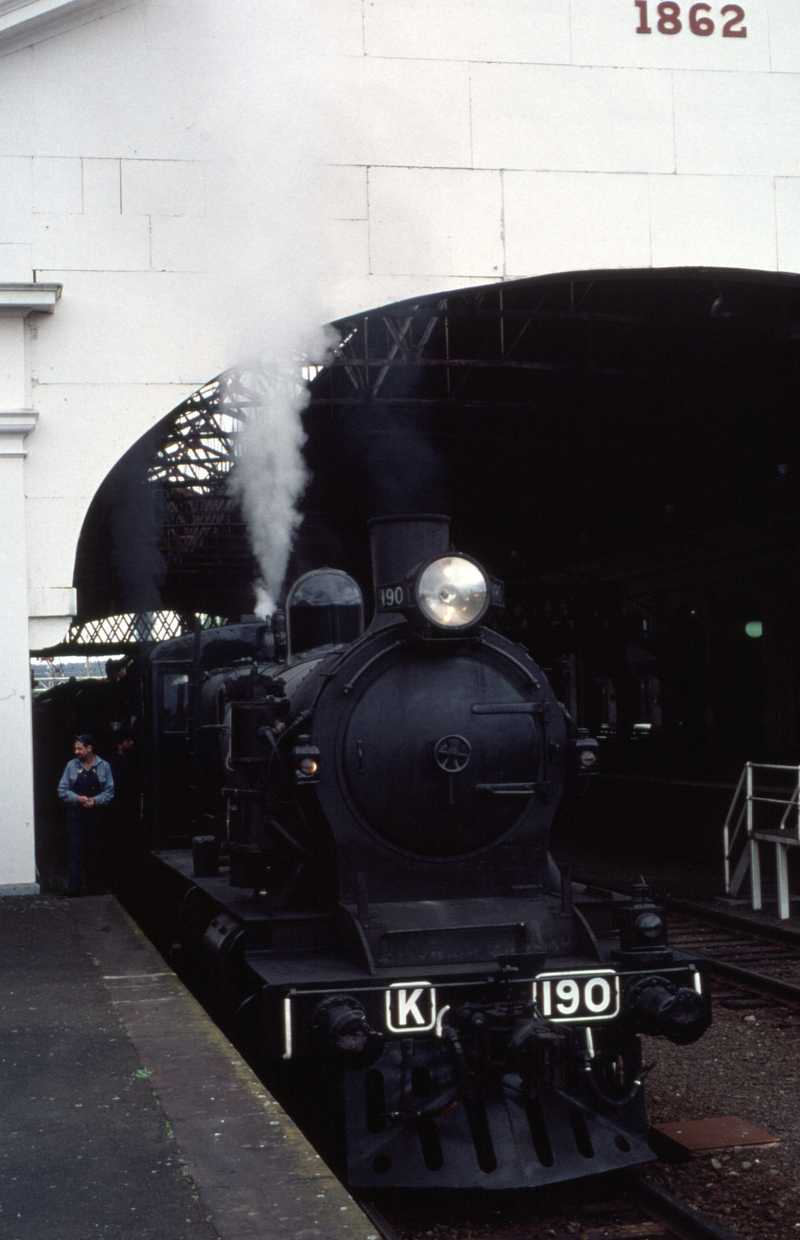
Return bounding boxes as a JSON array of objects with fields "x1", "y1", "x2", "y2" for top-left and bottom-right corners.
[
  {"x1": 506, "y1": 1016, "x2": 567, "y2": 1088},
  {"x1": 447, "y1": 1002, "x2": 568, "y2": 1090},
  {"x1": 311, "y1": 995, "x2": 383, "y2": 1066},
  {"x1": 624, "y1": 975, "x2": 711, "y2": 1045}
]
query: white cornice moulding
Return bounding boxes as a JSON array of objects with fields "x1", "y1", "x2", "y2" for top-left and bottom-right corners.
[
  {"x1": 0, "y1": 283, "x2": 61, "y2": 314},
  {"x1": 0, "y1": 0, "x2": 135, "y2": 55},
  {"x1": 0, "y1": 409, "x2": 38, "y2": 434},
  {"x1": 0, "y1": 409, "x2": 38, "y2": 456}
]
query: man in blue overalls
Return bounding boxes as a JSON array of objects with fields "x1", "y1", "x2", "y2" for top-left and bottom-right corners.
[{"x1": 58, "y1": 734, "x2": 115, "y2": 896}]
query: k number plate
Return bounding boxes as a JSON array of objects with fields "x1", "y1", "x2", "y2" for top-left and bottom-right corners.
[
  {"x1": 384, "y1": 983, "x2": 437, "y2": 1033},
  {"x1": 533, "y1": 968, "x2": 620, "y2": 1023}
]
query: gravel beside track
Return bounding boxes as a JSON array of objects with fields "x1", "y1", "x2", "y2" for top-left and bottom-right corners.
[
  {"x1": 641, "y1": 996, "x2": 800, "y2": 1239},
  {"x1": 366, "y1": 1184, "x2": 670, "y2": 1240}
]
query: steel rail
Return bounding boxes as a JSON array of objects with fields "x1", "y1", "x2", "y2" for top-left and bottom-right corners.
[
  {"x1": 358, "y1": 1178, "x2": 739, "y2": 1240},
  {"x1": 629, "y1": 1173, "x2": 740, "y2": 1240},
  {"x1": 664, "y1": 896, "x2": 800, "y2": 948},
  {"x1": 575, "y1": 878, "x2": 800, "y2": 954},
  {"x1": 355, "y1": 1198, "x2": 404, "y2": 1240},
  {"x1": 691, "y1": 953, "x2": 800, "y2": 1006},
  {"x1": 576, "y1": 879, "x2": 800, "y2": 1006}
]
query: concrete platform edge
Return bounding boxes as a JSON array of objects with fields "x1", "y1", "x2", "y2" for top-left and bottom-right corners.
[{"x1": 70, "y1": 896, "x2": 378, "y2": 1240}]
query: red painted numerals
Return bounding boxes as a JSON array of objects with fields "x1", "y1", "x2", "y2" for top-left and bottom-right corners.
[
  {"x1": 689, "y1": 3, "x2": 714, "y2": 34},
  {"x1": 635, "y1": 1, "x2": 747, "y2": 36},
  {"x1": 657, "y1": 2, "x2": 682, "y2": 33}
]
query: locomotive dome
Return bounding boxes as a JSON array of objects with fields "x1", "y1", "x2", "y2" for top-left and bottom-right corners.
[{"x1": 285, "y1": 569, "x2": 364, "y2": 661}]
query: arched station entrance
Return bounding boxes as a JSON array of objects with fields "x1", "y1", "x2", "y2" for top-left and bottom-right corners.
[{"x1": 63, "y1": 266, "x2": 800, "y2": 877}]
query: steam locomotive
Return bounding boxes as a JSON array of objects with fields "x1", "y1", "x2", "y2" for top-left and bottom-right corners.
[{"x1": 37, "y1": 515, "x2": 711, "y2": 1188}]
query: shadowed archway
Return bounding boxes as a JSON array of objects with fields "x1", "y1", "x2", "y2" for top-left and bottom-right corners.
[{"x1": 71, "y1": 267, "x2": 800, "y2": 782}]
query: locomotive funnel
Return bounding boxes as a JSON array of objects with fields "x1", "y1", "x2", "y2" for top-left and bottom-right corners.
[{"x1": 367, "y1": 514, "x2": 450, "y2": 629}]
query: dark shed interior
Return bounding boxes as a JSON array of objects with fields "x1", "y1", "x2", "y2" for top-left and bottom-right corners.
[{"x1": 72, "y1": 268, "x2": 800, "y2": 836}]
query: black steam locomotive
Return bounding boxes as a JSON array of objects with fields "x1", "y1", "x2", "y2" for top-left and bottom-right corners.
[{"x1": 38, "y1": 515, "x2": 711, "y2": 1188}]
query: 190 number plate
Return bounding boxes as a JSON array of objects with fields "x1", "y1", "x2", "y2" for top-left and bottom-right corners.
[{"x1": 533, "y1": 969, "x2": 620, "y2": 1023}]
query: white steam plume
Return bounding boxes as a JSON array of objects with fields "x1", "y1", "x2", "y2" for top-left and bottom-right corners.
[
  {"x1": 228, "y1": 347, "x2": 334, "y2": 616},
  {"x1": 182, "y1": 0, "x2": 343, "y2": 612}
]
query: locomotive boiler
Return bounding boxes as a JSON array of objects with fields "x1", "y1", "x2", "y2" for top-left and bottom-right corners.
[{"x1": 41, "y1": 515, "x2": 712, "y2": 1188}]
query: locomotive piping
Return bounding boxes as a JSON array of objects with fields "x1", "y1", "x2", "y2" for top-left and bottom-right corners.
[{"x1": 581, "y1": 1060, "x2": 655, "y2": 1112}]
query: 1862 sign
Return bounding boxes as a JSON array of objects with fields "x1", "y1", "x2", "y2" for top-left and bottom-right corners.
[{"x1": 634, "y1": 2, "x2": 747, "y2": 37}]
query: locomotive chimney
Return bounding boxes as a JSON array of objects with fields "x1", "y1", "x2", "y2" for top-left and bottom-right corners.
[{"x1": 367, "y1": 514, "x2": 450, "y2": 629}]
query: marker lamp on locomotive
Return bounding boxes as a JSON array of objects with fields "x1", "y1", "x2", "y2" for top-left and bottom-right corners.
[
  {"x1": 568, "y1": 728, "x2": 599, "y2": 776},
  {"x1": 416, "y1": 556, "x2": 489, "y2": 629},
  {"x1": 292, "y1": 736, "x2": 321, "y2": 784}
]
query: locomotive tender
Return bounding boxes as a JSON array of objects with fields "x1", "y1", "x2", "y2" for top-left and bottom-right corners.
[{"x1": 58, "y1": 516, "x2": 713, "y2": 1187}]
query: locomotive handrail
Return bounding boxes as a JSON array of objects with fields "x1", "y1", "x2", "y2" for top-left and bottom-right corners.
[
  {"x1": 475, "y1": 782, "x2": 539, "y2": 795},
  {"x1": 490, "y1": 642, "x2": 541, "y2": 689},
  {"x1": 723, "y1": 761, "x2": 800, "y2": 919},
  {"x1": 341, "y1": 638, "x2": 406, "y2": 695}
]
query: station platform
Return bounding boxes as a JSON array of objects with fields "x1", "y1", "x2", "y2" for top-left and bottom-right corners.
[{"x1": 0, "y1": 892, "x2": 378, "y2": 1240}]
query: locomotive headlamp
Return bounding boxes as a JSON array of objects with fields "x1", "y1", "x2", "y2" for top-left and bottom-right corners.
[
  {"x1": 376, "y1": 551, "x2": 503, "y2": 633},
  {"x1": 634, "y1": 911, "x2": 666, "y2": 943},
  {"x1": 416, "y1": 556, "x2": 490, "y2": 629}
]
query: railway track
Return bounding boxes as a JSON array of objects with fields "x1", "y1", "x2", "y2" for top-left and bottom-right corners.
[
  {"x1": 576, "y1": 880, "x2": 800, "y2": 1011},
  {"x1": 661, "y1": 896, "x2": 800, "y2": 1010},
  {"x1": 629, "y1": 1173, "x2": 740, "y2": 1239},
  {"x1": 358, "y1": 1171, "x2": 740, "y2": 1240}
]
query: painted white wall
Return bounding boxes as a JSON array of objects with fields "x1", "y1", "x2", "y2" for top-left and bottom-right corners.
[
  {"x1": 2, "y1": 0, "x2": 798, "y2": 627},
  {"x1": 0, "y1": 295, "x2": 53, "y2": 893},
  {"x1": 0, "y1": 413, "x2": 38, "y2": 891},
  {"x1": 0, "y1": 0, "x2": 798, "y2": 884}
]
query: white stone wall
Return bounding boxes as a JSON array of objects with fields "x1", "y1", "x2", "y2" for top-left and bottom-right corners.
[
  {"x1": 2, "y1": 0, "x2": 799, "y2": 621},
  {"x1": 1, "y1": 0, "x2": 799, "y2": 884}
]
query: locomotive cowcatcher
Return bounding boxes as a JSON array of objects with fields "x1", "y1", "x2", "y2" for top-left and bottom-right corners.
[{"x1": 61, "y1": 516, "x2": 713, "y2": 1187}]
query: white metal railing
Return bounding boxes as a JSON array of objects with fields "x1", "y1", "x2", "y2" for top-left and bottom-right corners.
[{"x1": 723, "y1": 762, "x2": 800, "y2": 920}]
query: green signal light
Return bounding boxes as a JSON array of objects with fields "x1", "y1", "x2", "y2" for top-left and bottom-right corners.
[{"x1": 745, "y1": 621, "x2": 763, "y2": 639}]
